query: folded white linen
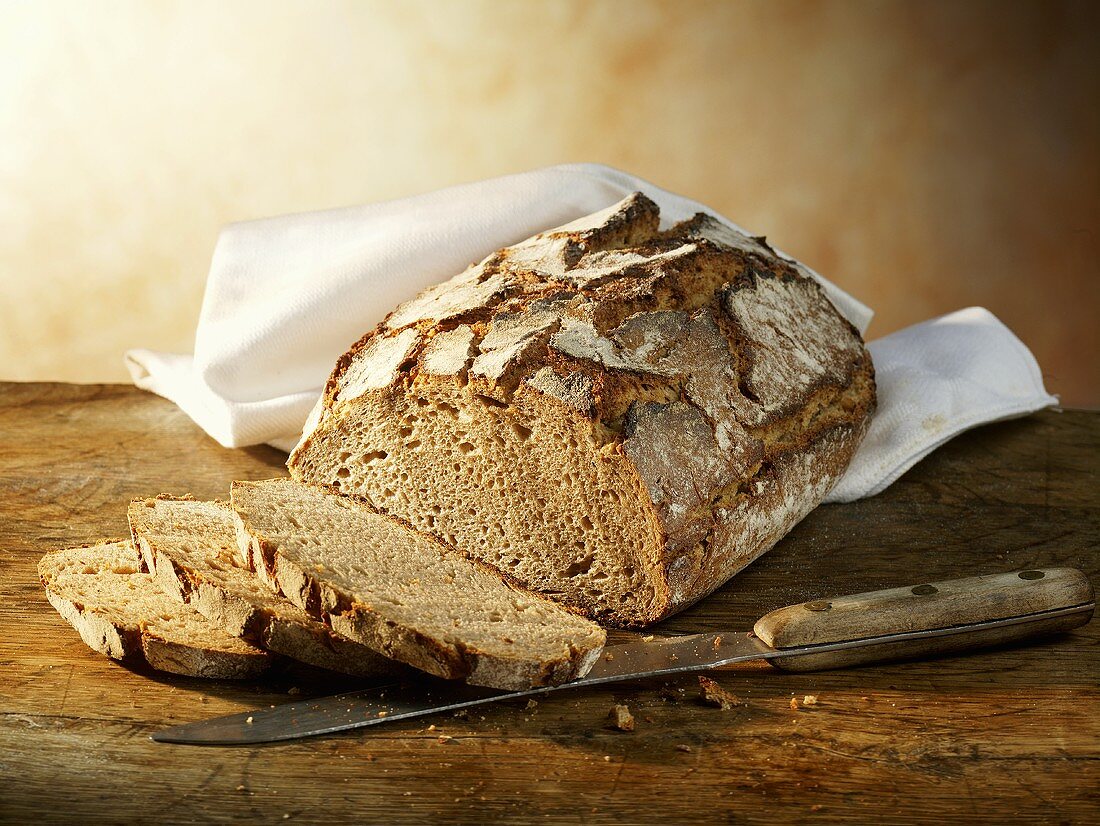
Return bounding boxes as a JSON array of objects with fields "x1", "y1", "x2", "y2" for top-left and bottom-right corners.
[
  {"x1": 824, "y1": 307, "x2": 1056, "y2": 502},
  {"x1": 125, "y1": 164, "x2": 1055, "y2": 498}
]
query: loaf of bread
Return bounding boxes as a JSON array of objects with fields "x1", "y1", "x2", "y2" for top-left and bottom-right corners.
[
  {"x1": 287, "y1": 192, "x2": 876, "y2": 626},
  {"x1": 39, "y1": 541, "x2": 274, "y2": 679}
]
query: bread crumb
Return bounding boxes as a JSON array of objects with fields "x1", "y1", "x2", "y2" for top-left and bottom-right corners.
[
  {"x1": 803, "y1": 695, "x2": 818, "y2": 706},
  {"x1": 377, "y1": 711, "x2": 388, "y2": 718},
  {"x1": 698, "y1": 676, "x2": 739, "y2": 710},
  {"x1": 790, "y1": 698, "x2": 800, "y2": 710},
  {"x1": 235, "y1": 785, "x2": 246, "y2": 792},
  {"x1": 453, "y1": 710, "x2": 469, "y2": 719},
  {"x1": 658, "y1": 685, "x2": 685, "y2": 702},
  {"x1": 676, "y1": 744, "x2": 692, "y2": 753},
  {"x1": 607, "y1": 704, "x2": 635, "y2": 731},
  {"x1": 438, "y1": 735, "x2": 453, "y2": 744},
  {"x1": 282, "y1": 815, "x2": 290, "y2": 820},
  {"x1": 603, "y1": 755, "x2": 611, "y2": 762},
  {"x1": 427, "y1": 724, "x2": 437, "y2": 731},
  {"x1": 642, "y1": 635, "x2": 655, "y2": 642},
  {"x1": 245, "y1": 716, "x2": 254, "y2": 724},
  {"x1": 525, "y1": 699, "x2": 537, "y2": 710},
  {"x1": 287, "y1": 686, "x2": 301, "y2": 696},
  {"x1": 604, "y1": 651, "x2": 615, "y2": 661}
]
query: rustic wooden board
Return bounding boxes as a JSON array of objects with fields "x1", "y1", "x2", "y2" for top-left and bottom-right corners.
[{"x1": 0, "y1": 382, "x2": 1096, "y2": 824}]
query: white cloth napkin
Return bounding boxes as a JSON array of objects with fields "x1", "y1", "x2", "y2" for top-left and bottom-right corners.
[
  {"x1": 826, "y1": 306, "x2": 1056, "y2": 502},
  {"x1": 125, "y1": 163, "x2": 1056, "y2": 501}
]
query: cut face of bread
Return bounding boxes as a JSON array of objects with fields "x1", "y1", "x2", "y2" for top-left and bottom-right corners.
[
  {"x1": 289, "y1": 192, "x2": 876, "y2": 626},
  {"x1": 128, "y1": 497, "x2": 401, "y2": 679},
  {"x1": 38, "y1": 541, "x2": 273, "y2": 679},
  {"x1": 230, "y1": 478, "x2": 606, "y2": 691}
]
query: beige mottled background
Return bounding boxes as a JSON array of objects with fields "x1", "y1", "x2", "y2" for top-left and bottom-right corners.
[{"x1": 2, "y1": 0, "x2": 1098, "y2": 404}]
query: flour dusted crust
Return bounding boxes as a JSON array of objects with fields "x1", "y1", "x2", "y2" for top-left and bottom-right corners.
[{"x1": 290, "y1": 193, "x2": 876, "y2": 626}]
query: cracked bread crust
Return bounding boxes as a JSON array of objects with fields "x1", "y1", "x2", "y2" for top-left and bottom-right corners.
[{"x1": 289, "y1": 192, "x2": 876, "y2": 626}]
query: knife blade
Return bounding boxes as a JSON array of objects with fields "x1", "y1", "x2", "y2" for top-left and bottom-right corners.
[{"x1": 152, "y1": 568, "x2": 1094, "y2": 745}]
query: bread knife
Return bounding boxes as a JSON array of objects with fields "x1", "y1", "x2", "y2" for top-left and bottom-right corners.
[{"x1": 152, "y1": 568, "x2": 1094, "y2": 745}]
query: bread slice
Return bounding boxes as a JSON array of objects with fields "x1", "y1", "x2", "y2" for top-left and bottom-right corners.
[
  {"x1": 39, "y1": 540, "x2": 273, "y2": 679},
  {"x1": 288, "y1": 192, "x2": 876, "y2": 626},
  {"x1": 128, "y1": 496, "x2": 401, "y2": 679},
  {"x1": 230, "y1": 478, "x2": 606, "y2": 691}
]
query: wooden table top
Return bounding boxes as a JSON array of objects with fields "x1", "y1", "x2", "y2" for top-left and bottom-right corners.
[{"x1": 1, "y1": 382, "x2": 1096, "y2": 825}]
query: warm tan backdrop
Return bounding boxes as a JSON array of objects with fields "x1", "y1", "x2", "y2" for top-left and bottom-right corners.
[{"x1": 2, "y1": 0, "x2": 1097, "y2": 404}]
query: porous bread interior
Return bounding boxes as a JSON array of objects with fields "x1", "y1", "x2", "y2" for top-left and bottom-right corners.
[
  {"x1": 129, "y1": 496, "x2": 400, "y2": 677},
  {"x1": 131, "y1": 497, "x2": 309, "y2": 619},
  {"x1": 39, "y1": 541, "x2": 261, "y2": 656},
  {"x1": 294, "y1": 383, "x2": 667, "y2": 625},
  {"x1": 231, "y1": 479, "x2": 605, "y2": 667}
]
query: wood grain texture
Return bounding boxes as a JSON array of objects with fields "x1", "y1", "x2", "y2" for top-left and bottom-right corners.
[
  {"x1": 0, "y1": 382, "x2": 1097, "y2": 825},
  {"x1": 754, "y1": 568, "x2": 1095, "y2": 647},
  {"x1": 762, "y1": 603, "x2": 1095, "y2": 674}
]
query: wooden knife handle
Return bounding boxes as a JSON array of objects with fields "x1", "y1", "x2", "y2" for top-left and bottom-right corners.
[{"x1": 753, "y1": 568, "x2": 1094, "y2": 672}]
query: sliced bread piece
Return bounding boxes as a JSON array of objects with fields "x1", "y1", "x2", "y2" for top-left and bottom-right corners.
[
  {"x1": 128, "y1": 496, "x2": 400, "y2": 678},
  {"x1": 230, "y1": 478, "x2": 606, "y2": 691},
  {"x1": 39, "y1": 540, "x2": 273, "y2": 679}
]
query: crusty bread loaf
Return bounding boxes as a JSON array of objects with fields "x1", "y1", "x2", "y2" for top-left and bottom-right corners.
[
  {"x1": 39, "y1": 540, "x2": 273, "y2": 679},
  {"x1": 230, "y1": 478, "x2": 606, "y2": 690},
  {"x1": 289, "y1": 192, "x2": 876, "y2": 626},
  {"x1": 128, "y1": 496, "x2": 402, "y2": 678}
]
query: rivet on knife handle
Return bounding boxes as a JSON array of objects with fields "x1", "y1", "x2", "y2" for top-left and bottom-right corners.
[{"x1": 753, "y1": 568, "x2": 1095, "y2": 672}]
